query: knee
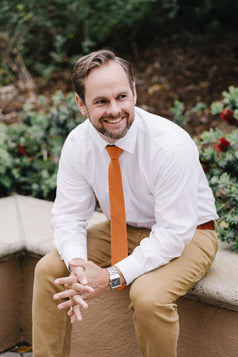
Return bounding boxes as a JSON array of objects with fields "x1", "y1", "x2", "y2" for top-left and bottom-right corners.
[
  {"x1": 130, "y1": 283, "x2": 178, "y2": 326},
  {"x1": 130, "y1": 284, "x2": 158, "y2": 316},
  {"x1": 34, "y1": 255, "x2": 51, "y2": 283},
  {"x1": 34, "y1": 249, "x2": 68, "y2": 283},
  {"x1": 129, "y1": 279, "x2": 173, "y2": 315}
]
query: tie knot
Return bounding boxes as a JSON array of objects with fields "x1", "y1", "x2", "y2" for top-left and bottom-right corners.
[{"x1": 106, "y1": 145, "x2": 123, "y2": 160}]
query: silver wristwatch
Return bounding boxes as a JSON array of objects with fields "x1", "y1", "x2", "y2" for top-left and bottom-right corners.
[{"x1": 107, "y1": 266, "x2": 121, "y2": 289}]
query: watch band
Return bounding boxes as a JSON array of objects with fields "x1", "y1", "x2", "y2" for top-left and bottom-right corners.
[{"x1": 107, "y1": 266, "x2": 121, "y2": 289}]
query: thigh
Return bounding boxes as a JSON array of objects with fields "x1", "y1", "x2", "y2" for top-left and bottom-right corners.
[
  {"x1": 86, "y1": 220, "x2": 112, "y2": 267},
  {"x1": 87, "y1": 221, "x2": 151, "y2": 267},
  {"x1": 130, "y1": 229, "x2": 218, "y2": 305}
]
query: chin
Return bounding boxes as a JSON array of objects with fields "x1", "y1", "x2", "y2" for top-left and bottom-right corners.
[{"x1": 106, "y1": 128, "x2": 128, "y2": 141}]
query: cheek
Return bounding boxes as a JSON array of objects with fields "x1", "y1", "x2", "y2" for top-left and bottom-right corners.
[
  {"x1": 122, "y1": 101, "x2": 134, "y2": 113},
  {"x1": 90, "y1": 108, "x2": 105, "y2": 122}
]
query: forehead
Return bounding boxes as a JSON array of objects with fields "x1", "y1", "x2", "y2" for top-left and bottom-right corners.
[{"x1": 84, "y1": 61, "x2": 131, "y2": 98}]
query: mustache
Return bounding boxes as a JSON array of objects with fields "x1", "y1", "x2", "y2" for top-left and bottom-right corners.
[{"x1": 100, "y1": 111, "x2": 128, "y2": 121}]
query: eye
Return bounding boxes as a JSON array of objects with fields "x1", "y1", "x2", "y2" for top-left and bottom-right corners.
[
  {"x1": 118, "y1": 94, "x2": 127, "y2": 100},
  {"x1": 95, "y1": 99, "x2": 106, "y2": 105}
]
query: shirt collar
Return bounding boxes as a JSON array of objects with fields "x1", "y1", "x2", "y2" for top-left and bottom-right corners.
[{"x1": 88, "y1": 108, "x2": 139, "y2": 154}]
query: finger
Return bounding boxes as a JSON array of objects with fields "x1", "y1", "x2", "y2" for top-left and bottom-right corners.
[
  {"x1": 72, "y1": 294, "x2": 88, "y2": 309},
  {"x1": 75, "y1": 270, "x2": 88, "y2": 285},
  {"x1": 53, "y1": 288, "x2": 78, "y2": 301},
  {"x1": 54, "y1": 276, "x2": 77, "y2": 285},
  {"x1": 68, "y1": 283, "x2": 94, "y2": 294},
  {"x1": 68, "y1": 306, "x2": 81, "y2": 324},
  {"x1": 69, "y1": 264, "x2": 88, "y2": 285},
  {"x1": 57, "y1": 298, "x2": 73, "y2": 310},
  {"x1": 73, "y1": 305, "x2": 83, "y2": 323},
  {"x1": 69, "y1": 305, "x2": 83, "y2": 324},
  {"x1": 57, "y1": 294, "x2": 88, "y2": 310},
  {"x1": 53, "y1": 283, "x2": 94, "y2": 300}
]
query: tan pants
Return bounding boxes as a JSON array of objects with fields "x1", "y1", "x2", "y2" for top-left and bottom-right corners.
[{"x1": 32, "y1": 221, "x2": 218, "y2": 357}]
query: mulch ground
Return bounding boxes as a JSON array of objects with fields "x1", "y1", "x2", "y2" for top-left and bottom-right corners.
[{"x1": 1, "y1": 32, "x2": 238, "y2": 137}]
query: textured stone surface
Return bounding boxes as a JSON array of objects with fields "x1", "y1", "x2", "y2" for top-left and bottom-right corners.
[
  {"x1": 0, "y1": 195, "x2": 54, "y2": 257},
  {"x1": 189, "y1": 241, "x2": 238, "y2": 311},
  {"x1": 70, "y1": 287, "x2": 142, "y2": 357}
]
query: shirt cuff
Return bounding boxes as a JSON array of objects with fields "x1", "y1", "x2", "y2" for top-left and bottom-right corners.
[
  {"x1": 115, "y1": 254, "x2": 145, "y2": 285},
  {"x1": 61, "y1": 245, "x2": 88, "y2": 270}
]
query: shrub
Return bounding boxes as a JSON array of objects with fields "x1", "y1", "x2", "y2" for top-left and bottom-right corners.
[
  {"x1": 1, "y1": 0, "x2": 238, "y2": 83},
  {"x1": 0, "y1": 91, "x2": 83, "y2": 200},
  {"x1": 171, "y1": 86, "x2": 238, "y2": 252},
  {"x1": 0, "y1": 0, "x2": 154, "y2": 81}
]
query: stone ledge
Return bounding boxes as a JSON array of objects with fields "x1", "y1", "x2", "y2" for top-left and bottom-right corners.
[
  {"x1": 188, "y1": 240, "x2": 238, "y2": 312},
  {"x1": 0, "y1": 194, "x2": 237, "y2": 312},
  {"x1": 0, "y1": 194, "x2": 54, "y2": 258},
  {"x1": 0, "y1": 194, "x2": 106, "y2": 258}
]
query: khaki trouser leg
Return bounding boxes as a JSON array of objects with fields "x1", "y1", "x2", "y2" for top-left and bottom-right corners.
[
  {"x1": 129, "y1": 229, "x2": 218, "y2": 357},
  {"x1": 32, "y1": 248, "x2": 72, "y2": 357},
  {"x1": 32, "y1": 221, "x2": 113, "y2": 357}
]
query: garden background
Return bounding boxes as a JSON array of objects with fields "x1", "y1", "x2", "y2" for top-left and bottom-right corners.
[{"x1": 1, "y1": 0, "x2": 238, "y2": 249}]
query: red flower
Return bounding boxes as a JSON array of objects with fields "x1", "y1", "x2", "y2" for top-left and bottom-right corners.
[
  {"x1": 17, "y1": 146, "x2": 26, "y2": 156},
  {"x1": 215, "y1": 137, "x2": 230, "y2": 153},
  {"x1": 220, "y1": 109, "x2": 238, "y2": 126}
]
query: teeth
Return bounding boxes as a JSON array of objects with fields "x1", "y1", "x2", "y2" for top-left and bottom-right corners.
[{"x1": 106, "y1": 117, "x2": 122, "y2": 123}]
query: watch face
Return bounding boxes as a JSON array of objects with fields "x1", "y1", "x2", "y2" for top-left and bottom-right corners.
[{"x1": 112, "y1": 277, "x2": 121, "y2": 288}]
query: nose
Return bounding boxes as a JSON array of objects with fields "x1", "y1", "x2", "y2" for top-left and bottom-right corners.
[{"x1": 107, "y1": 100, "x2": 120, "y2": 117}]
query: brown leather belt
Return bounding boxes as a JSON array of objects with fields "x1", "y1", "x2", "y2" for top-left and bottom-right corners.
[{"x1": 197, "y1": 220, "x2": 214, "y2": 230}]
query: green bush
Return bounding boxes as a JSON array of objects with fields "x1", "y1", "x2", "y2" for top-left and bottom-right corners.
[
  {"x1": 0, "y1": 0, "x2": 153, "y2": 81},
  {"x1": 0, "y1": 91, "x2": 83, "y2": 200},
  {"x1": 1, "y1": 0, "x2": 237, "y2": 83},
  {"x1": 171, "y1": 86, "x2": 238, "y2": 252}
]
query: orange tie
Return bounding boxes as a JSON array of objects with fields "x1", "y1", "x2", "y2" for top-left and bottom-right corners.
[{"x1": 106, "y1": 145, "x2": 128, "y2": 266}]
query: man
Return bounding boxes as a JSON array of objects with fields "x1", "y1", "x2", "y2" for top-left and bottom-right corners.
[{"x1": 32, "y1": 49, "x2": 219, "y2": 357}]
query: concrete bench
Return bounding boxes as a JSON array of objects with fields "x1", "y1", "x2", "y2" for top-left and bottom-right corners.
[{"x1": 0, "y1": 194, "x2": 238, "y2": 356}]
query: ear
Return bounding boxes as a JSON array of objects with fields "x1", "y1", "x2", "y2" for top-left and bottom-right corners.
[
  {"x1": 133, "y1": 82, "x2": 137, "y2": 105},
  {"x1": 75, "y1": 94, "x2": 87, "y2": 116}
]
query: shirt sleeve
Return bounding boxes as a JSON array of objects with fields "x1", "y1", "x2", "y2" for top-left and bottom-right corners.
[
  {"x1": 116, "y1": 140, "x2": 201, "y2": 285},
  {"x1": 51, "y1": 138, "x2": 96, "y2": 268}
]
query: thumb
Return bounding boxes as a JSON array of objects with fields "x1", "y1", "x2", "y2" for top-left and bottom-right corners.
[{"x1": 69, "y1": 261, "x2": 88, "y2": 285}]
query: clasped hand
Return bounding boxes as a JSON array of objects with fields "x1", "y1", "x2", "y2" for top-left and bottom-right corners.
[{"x1": 53, "y1": 259, "x2": 110, "y2": 323}]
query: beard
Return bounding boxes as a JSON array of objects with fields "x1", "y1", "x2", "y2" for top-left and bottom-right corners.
[{"x1": 91, "y1": 110, "x2": 134, "y2": 141}]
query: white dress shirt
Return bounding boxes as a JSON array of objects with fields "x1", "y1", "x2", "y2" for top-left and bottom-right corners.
[{"x1": 51, "y1": 106, "x2": 218, "y2": 285}]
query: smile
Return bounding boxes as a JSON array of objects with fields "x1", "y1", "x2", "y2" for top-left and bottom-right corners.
[{"x1": 104, "y1": 117, "x2": 124, "y2": 124}]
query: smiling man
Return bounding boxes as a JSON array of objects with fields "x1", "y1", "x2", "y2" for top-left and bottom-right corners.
[{"x1": 32, "y1": 49, "x2": 219, "y2": 357}]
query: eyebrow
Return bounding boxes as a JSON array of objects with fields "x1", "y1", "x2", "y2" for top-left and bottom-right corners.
[
  {"x1": 92, "y1": 90, "x2": 130, "y2": 103},
  {"x1": 92, "y1": 96, "x2": 107, "y2": 103}
]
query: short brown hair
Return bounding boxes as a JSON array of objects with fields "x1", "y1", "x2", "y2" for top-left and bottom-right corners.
[{"x1": 72, "y1": 49, "x2": 134, "y2": 103}]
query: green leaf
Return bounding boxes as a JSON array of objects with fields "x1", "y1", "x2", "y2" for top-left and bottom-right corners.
[
  {"x1": 200, "y1": 128, "x2": 223, "y2": 144},
  {"x1": 234, "y1": 109, "x2": 238, "y2": 120},
  {"x1": 210, "y1": 101, "x2": 223, "y2": 115}
]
